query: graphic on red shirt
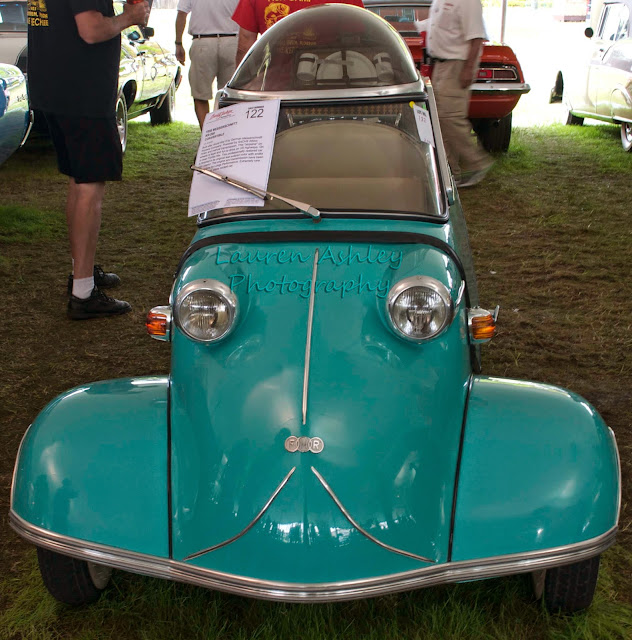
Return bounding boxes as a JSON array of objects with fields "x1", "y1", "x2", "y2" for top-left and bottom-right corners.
[
  {"x1": 264, "y1": 2, "x2": 291, "y2": 30},
  {"x1": 233, "y1": 0, "x2": 364, "y2": 35}
]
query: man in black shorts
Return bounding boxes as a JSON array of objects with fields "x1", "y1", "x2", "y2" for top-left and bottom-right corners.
[{"x1": 27, "y1": 0, "x2": 149, "y2": 319}]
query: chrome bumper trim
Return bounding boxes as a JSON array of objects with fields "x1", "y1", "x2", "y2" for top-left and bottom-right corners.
[
  {"x1": 9, "y1": 511, "x2": 616, "y2": 603},
  {"x1": 471, "y1": 82, "x2": 531, "y2": 95}
]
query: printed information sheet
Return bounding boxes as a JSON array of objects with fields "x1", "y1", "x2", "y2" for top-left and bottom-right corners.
[
  {"x1": 412, "y1": 104, "x2": 434, "y2": 147},
  {"x1": 188, "y1": 100, "x2": 281, "y2": 217}
]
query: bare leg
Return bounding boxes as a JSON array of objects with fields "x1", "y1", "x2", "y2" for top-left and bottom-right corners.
[
  {"x1": 194, "y1": 98, "x2": 210, "y2": 129},
  {"x1": 66, "y1": 178, "x2": 105, "y2": 280}
]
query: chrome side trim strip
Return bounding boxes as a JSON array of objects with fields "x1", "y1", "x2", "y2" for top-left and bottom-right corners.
[
  {"x1": 9, "y1": 511, "x2": 616, "y2": 603},
  {"x1": 424, "y1": 79, "x2": 454, "y2": 207},
  {"x1": 184, "y1": 466, "x2": 297, "y2": 561},
  {"x1": 302, "y1": 249, "x2": 319, "y2": 425},
  {"x1": 311, "y1": 466, "x2": 435, "y2": 564},
  {"x1": 470, "y1": 82, "x2": 531, "y2": 95}
]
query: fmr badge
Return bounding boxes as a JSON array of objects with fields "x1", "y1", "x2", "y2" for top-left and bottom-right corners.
[{"x1": 284, "y1": 436, "x2": 324, "y2": 454}]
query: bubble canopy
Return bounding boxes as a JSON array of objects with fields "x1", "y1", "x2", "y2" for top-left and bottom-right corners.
[{"x1": 226, "y1": 4, "x2": 419, "y2": 95}]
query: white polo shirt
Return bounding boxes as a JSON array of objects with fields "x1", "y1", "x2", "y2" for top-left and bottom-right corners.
[
  {"x1": 427, "y1": 0, "x2": 487, "y2": 60},
  {"x1": 177, "y1": 0, "x2": 240, "y2": 36}
]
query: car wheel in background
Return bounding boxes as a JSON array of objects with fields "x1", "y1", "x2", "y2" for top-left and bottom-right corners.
[
  {"x1": 549, "y1": 72, "x2": 563, "y2": 104},
  {"x1": 150, "y1": 82, "x2": 175, "y2": 126},
  {"x1": 116, "y1": 93, "x2": 128, "y2": 154},
  {"x1": 37, "y1": 547, "x2": 112, "y2": 605},
  {"x1": 473, "y1": 113, "x2": 512, "y2": 153},
  {"x1": 534, "y1": 555, "x2": 600, "y2": 614},
  {"x1": 565, "y1": 112, "x2": 584, "y2": 126},
  {"x1": 621, "y1": 123, "x2": 632, "y2": 152}
]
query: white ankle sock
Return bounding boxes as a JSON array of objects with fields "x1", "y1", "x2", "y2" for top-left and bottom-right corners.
[{"x1": 73, "y1": 276, "x2": 94, "y2": 299}]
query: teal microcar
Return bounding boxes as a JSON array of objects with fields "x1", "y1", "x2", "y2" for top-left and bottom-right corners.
[{"x1": 10, "y1": 5, "x2": 620, "y2": 613}]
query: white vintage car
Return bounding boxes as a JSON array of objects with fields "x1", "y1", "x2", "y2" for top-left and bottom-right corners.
[{"x1": 551, "y1": 0, "x2": 632, "y2": 151}]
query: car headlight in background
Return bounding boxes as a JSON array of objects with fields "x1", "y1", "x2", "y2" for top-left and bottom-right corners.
[
  {"x1": 386, "y1": 276, "x2": 454, "y2": 342},
  {"x1": 174, "y1": 279, "x2": 238, "y2": 343}
]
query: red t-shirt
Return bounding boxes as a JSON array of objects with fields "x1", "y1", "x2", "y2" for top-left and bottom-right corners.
[{"x1": 233, "y1": 0, "x2": 364, "y2": 34}]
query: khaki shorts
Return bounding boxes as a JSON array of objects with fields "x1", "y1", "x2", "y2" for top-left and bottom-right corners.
[{"x1": 189, "y1": 36, "x2": 238, "y2": 101}]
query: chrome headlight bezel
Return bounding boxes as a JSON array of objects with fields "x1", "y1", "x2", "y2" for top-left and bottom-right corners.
[
  {"x1": 386, "y1": 276, "x2": 454, "y2": 343},
  {"x1": 174, "y1": 279, "x2": 238, "y2": 343}
]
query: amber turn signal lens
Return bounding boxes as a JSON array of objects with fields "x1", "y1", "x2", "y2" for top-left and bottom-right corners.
[
  {"x1": 146, "y1": 311, "x2": 168, "y2": 337},
  {"x1": 470, "y1": 314, "x2": 496, "y2": 341}
]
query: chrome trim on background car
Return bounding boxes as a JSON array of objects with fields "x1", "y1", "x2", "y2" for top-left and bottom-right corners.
[
  {"x1": 470, "y1": 82, "x2": 531, "y2": 94},
  {"x1": 9, "y1": 511, "x2": 617, "y2": 603}
]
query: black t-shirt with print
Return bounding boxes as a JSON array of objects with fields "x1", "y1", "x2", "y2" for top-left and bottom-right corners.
[{"x1": 27, "y1": 0, "x2": 120, "y2": 117}]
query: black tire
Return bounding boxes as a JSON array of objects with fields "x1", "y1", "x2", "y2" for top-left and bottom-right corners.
[
  {"x1": 549, "y1": 71, "x2": 563, "y2": 103},
  {"x1": 474, "y1": 113, "x2": 512, "y2": 153},
  {"x1": 541, "y1": 555, "x2": 600, "y2": 614},
  {"x1": 621, "y1": 123, "x2": 632, "y2": 152},
  {"x1": 150, "y1": 82, "x2": 175, "y2": 126},
  {"x1": 566, "y1": 111, "x2": 584, "y2": 126},
  {"x1": 116, "y1": 93, "x2": 128, "y2": 154},
  {"x1": 37, "y1": 547, "x2": 112, "y2": 605}
]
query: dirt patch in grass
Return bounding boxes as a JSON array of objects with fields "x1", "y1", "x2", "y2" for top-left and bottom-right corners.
[{"x1": 0, "y1": 121, "x2": 630, "y2": 637}]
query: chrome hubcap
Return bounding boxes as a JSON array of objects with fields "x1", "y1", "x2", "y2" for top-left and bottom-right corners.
[{"x1": 87, "y1": 562, "x2": 113, "y2": 589}]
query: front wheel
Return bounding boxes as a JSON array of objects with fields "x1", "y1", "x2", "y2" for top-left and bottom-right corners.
[
  {"x1": 150, "y1": 82, "x2": 175, "y2": 126},
  {"x1": 473, "y1": 113, "x2": 512, "y2": 153},
  {"x1": 115, "y1": 93, "x2": 128, "y2": 154},
  {"x1": 37, "y1": 547, "x2": 112, "y2": 605},
  {"x1": 621, "y1": 123, "x2": 632, "y2": 152},
  {"x1": 534, "y1": 555, "x2": 601, "y2": 614}
]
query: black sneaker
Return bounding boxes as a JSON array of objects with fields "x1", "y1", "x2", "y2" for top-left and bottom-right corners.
[
  {"x1": 67, "y1": 265, "x2": 121, "y2": 294},
  {"x1": 68, "y1": 287, "x2": 131, "y2": 320}
]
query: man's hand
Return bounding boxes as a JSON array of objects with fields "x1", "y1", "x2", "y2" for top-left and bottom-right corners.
[
  {"x1": 121, "y1": 1, "x2": 150, "y2": 28},
  {"x1": 235, "y1": 28, "x2": 257, "y2": 66},
  {"x1": 175, "y1": 43, "x2": 185, "y2": 65},
  {"x1": 175, "y1": 11, "x2": 187, "y2": 65},
  {"x1": 459, "y1": 62, "x2": 476, "y2": 88},
  {"x1": 75, "y1": 1, "x2": 149, "y2": 44},
  {"x1": 461, "y1": 37, "x2": 484, "y2": 88}
]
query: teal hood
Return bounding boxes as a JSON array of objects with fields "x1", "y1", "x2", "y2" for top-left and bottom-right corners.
[{"x1": 170, "y1": 233, "x2": 471, "y2": 583}]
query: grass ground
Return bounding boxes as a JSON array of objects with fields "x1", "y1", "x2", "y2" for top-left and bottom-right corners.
[{"x1": 0, "y1": 120, "x2": 630, "y2": 639}]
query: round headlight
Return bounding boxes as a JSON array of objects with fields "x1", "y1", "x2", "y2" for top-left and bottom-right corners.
[
  {"x1": 387, "y1": 276, "x2": 454, "y2": 342},
  {"x1": 174, "y1": 279, "x2": 238, "y2": 343}
]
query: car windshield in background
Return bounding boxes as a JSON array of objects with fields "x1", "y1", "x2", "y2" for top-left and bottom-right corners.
[
  {"x1": 229, "y1": 4, "x2": 418, "y2": 92},
  {"x1": 208, "y1": 101, "x2": 443, "y2": 219},
  {"x1": 367, "y1": 5, "x2": 429, "y2": 38},
  {"x1": 0, "y1": 1, "x2": 26, "y2": 31}
]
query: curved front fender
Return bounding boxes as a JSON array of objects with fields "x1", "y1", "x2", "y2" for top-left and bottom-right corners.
[
  {"x1": 11, "y1": 377, "x2": 169, "y2": 557},
  {"x1": 451, "y1": 376, "x2": 620, "y2": 561}
]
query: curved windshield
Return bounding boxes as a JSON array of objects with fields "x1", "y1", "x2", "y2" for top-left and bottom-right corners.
[
  {"x1": 203, "y1": 99, "x2": 443, "y2": 219},
  {"x1": 229, "y1": 4, "x2": 418, "y2": 92}
]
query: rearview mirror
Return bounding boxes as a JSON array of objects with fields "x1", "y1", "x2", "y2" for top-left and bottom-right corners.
[
  {"x1": 585, "y1": 27, "x2": 594, "y2": 38},
  {"x1": 142, "y1": 26, "x2": 154, "y2": 39}
]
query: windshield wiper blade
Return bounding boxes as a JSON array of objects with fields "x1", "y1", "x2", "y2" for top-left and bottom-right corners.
[{"x1": 191, "y1": 164, "x2": 321, "y2": 220}]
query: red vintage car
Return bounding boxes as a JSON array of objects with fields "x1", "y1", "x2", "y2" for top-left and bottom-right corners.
[{"x1": 364, "y1": 0, "x2": 530, "y2": 152}]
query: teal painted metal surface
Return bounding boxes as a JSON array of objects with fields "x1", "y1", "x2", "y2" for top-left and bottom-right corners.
[
  {"x1": 451, "y1": 376, "x2": 620, "y2": 561},
  {"x1": 170, "y1": 221, "x2": 472, "y2": 582},
  {"x1": 11, "y1": 377, "x2": 170, "y2": 557}
]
